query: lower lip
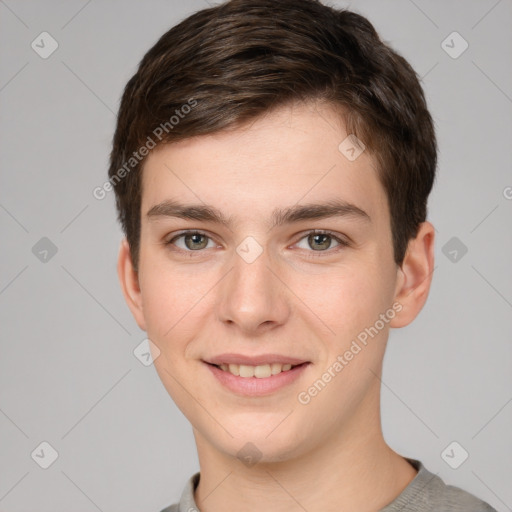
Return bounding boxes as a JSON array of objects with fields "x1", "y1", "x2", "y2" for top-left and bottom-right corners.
[{"x1": 205, "y1": 362, "x2": 310, "y2": 397}]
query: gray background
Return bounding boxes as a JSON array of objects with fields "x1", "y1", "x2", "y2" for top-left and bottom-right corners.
[{"x1": 0, "y1": 0, "x2": 511, "y2": 511}]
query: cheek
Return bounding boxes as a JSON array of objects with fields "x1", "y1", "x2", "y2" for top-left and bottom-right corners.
[
  {"x1": 139, "y1": 264, "x2": 215, "y2": 416},
  {"x1": 291, "y1": 265, "x2": 393, "y2": 427},
  {"x1": 291, "y1": 259, "x2": 394, "y2": 343},
  {"x1": 138, "y1": 261, "x2": 208, "y2": 348}
]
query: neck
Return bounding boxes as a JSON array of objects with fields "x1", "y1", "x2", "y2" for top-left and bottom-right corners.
[{"x1": 192, "y1": 382, "x2": 417, "y2": 512}]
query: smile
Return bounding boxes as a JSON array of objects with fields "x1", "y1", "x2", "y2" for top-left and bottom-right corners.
[
  {"x1": 215, "y1": 362, "x2": 300, "y2": 378},
  {"x1": 204, "y1": 361, "x2": 310, "y2": 396}
]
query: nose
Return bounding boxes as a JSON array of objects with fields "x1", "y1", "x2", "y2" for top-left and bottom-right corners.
[{"x1": 216, "y1": 244, "x2": 291, "y2": 335}]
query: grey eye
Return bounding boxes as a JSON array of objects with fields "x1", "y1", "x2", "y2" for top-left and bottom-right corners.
[
  {"x1": 296, "y1": 233, "x2": 340, "y2": 251},
  {"x1": 185, "y1": 233, "x2": 208, "y2": 250},
  {"x1": 308, "y1": 233, "x2": 333, "y2": 250},
  {"x1": 172, "y1": 233, "x2": 214, "y2": 251}
]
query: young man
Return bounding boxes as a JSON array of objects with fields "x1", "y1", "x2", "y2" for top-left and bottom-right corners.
[{"x1": 109, "y1": 0, "x2": 496, "y2": 510}]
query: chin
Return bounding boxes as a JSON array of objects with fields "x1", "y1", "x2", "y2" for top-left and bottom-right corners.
[{"x1": 214, "y1": 426, "x2": 311, "y2": 466}]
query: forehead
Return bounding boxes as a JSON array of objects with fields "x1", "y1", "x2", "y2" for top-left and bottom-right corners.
[{"x1": 140, "y1": 102, "x2": 388, "y2": 224}]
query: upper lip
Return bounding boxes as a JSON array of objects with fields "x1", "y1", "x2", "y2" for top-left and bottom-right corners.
[{"x1": 204, "y1": 353, "x2": 309, "y2": 366}]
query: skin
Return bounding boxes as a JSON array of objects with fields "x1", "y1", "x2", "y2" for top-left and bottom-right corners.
[{"x1": 118, "y1": 100, "x2": 435, "y2": 512}]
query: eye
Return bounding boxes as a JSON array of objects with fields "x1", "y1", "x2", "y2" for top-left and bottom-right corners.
[
  {"x1": 295, "y1": 231, "x2": 348, "y2": 252},
  {"x1": 167, "y1": 231, "x2": 216, "y2": 251}
]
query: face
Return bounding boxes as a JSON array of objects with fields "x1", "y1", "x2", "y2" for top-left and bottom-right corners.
[{"x1": 118, "y1": 101, "x2": 433, "y2": 464}]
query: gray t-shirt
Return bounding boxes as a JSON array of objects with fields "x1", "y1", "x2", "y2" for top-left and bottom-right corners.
[{"x1": 160, "y1": 458, "x2": 497, "y2": 512}]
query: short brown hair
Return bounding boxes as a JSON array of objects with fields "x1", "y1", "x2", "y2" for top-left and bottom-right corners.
[{"x1": 108, "y1": 0, "x2": 437, "y2": 270}]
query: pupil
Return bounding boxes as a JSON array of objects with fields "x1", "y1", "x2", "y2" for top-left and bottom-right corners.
[
  {"x1": 309, "y1": 233, "x2": 331, "y2": 251},
  {"x1": 186, "y1": 234, "x2": 207, "y2": 250}
]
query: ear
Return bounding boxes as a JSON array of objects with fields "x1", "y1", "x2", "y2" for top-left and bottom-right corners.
[
  {"x1": 117, "y1": 238, "x2": 147, "y2": 331},
  {"x1": 390, "y1": 221, "x2": 435, "y2": 328}
]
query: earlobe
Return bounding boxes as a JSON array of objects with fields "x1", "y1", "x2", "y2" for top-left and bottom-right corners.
[
  {"x1": 390, "y1": 221, "x2": 435, "y2": 328},
  {"x1": 117, "y1": 239, "x2": 147, "y2": 331}
]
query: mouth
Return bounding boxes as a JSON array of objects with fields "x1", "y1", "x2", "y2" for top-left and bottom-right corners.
[
  {"x1": 205, "y1": 361, "x2": 307, "y2": 378},
  {"x1": 203, "y1": 359, "x2": 311, "y2": 396},
  {"x1": 202, "y1": 354, "x2": 311, "y2": 395}
]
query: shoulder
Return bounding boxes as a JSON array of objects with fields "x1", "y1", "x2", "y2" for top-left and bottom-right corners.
[
  {"x1": 435, "y1": 482, "x2": 497, "y2": 512},
  {"x1": 158, "y1": 505, "x2": 179, "y2": 512},
  {"x1": 381, "y1": 458, "x2": 497, "y2": 512},
  {"x1": 158, "y1": 472, "x2": 200, "y2": 512}
]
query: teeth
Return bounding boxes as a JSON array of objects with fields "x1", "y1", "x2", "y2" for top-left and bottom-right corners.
[
  {"x1": 271, "y1": 362, "x2": 283, "y2": 375},
  {"x1": 217, "y1": 362, "x2": 296, "y2": 378},
  {"x1": 254, "y1": 364, "x2": 271, "y2": 378},
  {"x1": 240, "y1": 364, "x2": 256, "y2": 378}
]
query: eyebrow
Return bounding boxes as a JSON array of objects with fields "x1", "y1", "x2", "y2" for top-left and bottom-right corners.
[{"x1": 146, "y1": 198, "x2": 371, "y2": 228}]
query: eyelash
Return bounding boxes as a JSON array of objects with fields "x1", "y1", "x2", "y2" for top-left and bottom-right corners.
[{"x1": 165, "y1": 229, "x2": 350, "y2": 258}]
